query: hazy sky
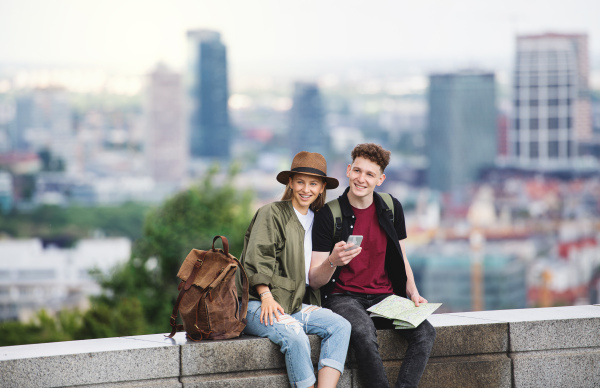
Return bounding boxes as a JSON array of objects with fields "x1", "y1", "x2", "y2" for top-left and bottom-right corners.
[{"x1": 1, "y1": 0, "x2": 599, "y2": 79}]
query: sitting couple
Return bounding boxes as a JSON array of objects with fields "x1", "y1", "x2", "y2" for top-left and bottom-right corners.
[{"x1": 236, "y1": 143, "x2": 436, "y2": 388}]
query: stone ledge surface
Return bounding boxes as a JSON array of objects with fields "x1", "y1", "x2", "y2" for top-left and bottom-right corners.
[
  {"x1": 427, "y1": 314, "x2": 508, "y2": 357},
  {"x1": 418, "y1": 354, "x2": 512, "y2": 388},
  {"x1": 445, "y1": 305, "x2": 600, "y2": 352},
  {"x1": 1, "y1": 306, "x2": 599, "y2": 388},
  {"x1": 511, "y1": 347, "x2": 600, "y2": 388}
]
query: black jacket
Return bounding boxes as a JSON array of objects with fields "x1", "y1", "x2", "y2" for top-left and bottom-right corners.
[{"x1": 312, "y1": 187, "x2": 408, "y2": 302}]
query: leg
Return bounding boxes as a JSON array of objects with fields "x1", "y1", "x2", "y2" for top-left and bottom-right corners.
[
  {"x1": 324, "y1": 295, "x2": 391, "y2": 388},
  {"x1": 291, "y1": 305, "x2": 351, "y2": 388},
  {"x1": 317, "y1": 366, "x2": 341, "y2": 388},
  {"x1": 393, "y1": 319, "x2": 436, "y2": 388},
  {"x1": 244, "y1": 301, "x2": 316, "y2": 388}
]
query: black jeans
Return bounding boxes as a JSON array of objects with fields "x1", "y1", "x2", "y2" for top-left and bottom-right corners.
[{"x1": 324, "y1": 293, "x2": 436, "y2": 388}]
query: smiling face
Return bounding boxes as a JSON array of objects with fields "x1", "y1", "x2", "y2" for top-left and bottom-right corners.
[
  {"x1": 288, "y1": 173, "x2": 326, "y2": 214},
  {"x1": 346, "y1": 156, "x2": 386, "y2": 201}
]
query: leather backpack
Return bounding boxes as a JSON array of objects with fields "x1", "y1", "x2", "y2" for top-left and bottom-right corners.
[{"x1": 167, "y1": 235, "x2": 249, "y2": 341}]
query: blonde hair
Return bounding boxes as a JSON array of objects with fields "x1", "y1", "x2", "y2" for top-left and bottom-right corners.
[{"x1": 281, "y1": 175, "x2": 327, "y2": 212}]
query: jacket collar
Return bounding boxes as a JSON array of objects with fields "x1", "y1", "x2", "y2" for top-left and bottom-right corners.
[{"x1": 339, "y1": 186, "x2": 387, "y2": 216}]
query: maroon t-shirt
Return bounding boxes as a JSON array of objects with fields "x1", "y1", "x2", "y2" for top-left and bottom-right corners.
[{"x1": 332, "y1": 202, "x2": 394, "y2": 294}]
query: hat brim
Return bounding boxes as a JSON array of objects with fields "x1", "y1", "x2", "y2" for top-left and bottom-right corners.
[{"x1": 276, "y1": 171, "x2": 339, "y2": 190}]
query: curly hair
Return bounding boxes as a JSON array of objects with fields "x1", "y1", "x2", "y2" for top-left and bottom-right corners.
[{"x1": 350, "y1": 143, "x2": 391, "y2": 172}]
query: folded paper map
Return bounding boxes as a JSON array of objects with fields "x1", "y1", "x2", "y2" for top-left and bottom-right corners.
[{"x1": 367, "y1": 295, "x2": 441, "y2": 329}]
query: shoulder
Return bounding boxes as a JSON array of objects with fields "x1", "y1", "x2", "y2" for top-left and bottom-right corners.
[
  {"x1": 375, "y1": 192, "x2": 404, "y2": 210},
  {"x1": 255, "y1": 201, "x2": 295, "y2": 222},
  {"x1": 314, "y1": 201, "x2": 334, "y2": 223}
]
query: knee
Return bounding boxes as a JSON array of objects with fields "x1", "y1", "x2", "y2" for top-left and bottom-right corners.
[
  {"x1": 281, "y1": 331, "x2": 311, "y2": 354},
  {"x1": 333, "y1": 316, "x2": 352, "y2": 335},
  {"x1": 425, "y1": 321, "x2": 436, "y2": 341}
]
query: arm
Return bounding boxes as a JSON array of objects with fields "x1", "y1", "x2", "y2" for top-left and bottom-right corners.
[
  {"x1": 244, "y1": 206, "x2": 285, "y2": 324},
  {"x1": 309, "y1": 243, "x2": 361, "y2": 289},
  {"x1": 400, "y1": 239, "x2": 427, "y2": 307},
  {"x1": 308, "y1": 204, "x2": 362, "y2": 289}
]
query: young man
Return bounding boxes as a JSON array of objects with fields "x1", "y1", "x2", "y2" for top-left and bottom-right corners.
[{"x1": 310, "y1": 143, "x2": 436, "y2": 388}]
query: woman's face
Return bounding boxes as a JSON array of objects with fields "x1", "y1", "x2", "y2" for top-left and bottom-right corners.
[{"x1": 288, "y1": 173, "x2": 325, "y2": 213}]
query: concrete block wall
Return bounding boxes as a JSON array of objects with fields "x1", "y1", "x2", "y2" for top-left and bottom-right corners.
[{"x1": 1, "y1": 305, "x2": 599, "y2": 388}]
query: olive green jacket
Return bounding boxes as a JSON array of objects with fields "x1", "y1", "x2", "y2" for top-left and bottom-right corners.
[{"x1": 236, "y1": 200, "x2": 320, "y2": 314}]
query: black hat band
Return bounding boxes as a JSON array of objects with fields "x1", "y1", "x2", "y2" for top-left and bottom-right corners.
[{"x1": 291, "y1": 167, "x2": 326, "y2": 176}]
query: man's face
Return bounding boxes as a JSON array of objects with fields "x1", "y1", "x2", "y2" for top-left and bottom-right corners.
[{"x1": 346, "y1": 156, "x2": 386, "y2": 199}]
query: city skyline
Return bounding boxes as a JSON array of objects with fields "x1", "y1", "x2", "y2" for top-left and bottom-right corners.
[{"x1": 1, "y1": 0, "x2": 599, "y2": 83}]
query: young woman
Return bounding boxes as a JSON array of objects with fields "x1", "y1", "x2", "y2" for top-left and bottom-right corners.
[{"x1": 237, "y1": 151, "x2": 351, "y2": 388}]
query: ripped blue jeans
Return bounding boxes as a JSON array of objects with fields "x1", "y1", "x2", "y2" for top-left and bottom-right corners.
[{"x1": 244, "y1": 301, "x2": 351, "y2": 388}]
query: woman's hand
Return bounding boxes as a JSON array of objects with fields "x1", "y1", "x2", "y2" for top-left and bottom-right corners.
[{"x1": 260, "y1": 295, "x2": 285, "y2": 325}]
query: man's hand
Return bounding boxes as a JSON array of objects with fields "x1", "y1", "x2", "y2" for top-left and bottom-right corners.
[
  {"x1": 329, "y1": 240, "x2": 362, "y2": 267},
  {"x1": 409, "y1": 293, "x2": 428, "y2": 307}
]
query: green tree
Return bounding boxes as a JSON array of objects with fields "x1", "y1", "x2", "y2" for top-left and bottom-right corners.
[
  {"x1": 0, "y1": 202, "x2": 151, "y2": 242},
  {"x1": 96, "y1": 166, "x2": 254, "y2": 333},
  {"x1": 0, "y1": 309, "x2": 74, "y2": 346},
  {"x1": 75, "y1": 297, "x2": 146, "y2": 339}
]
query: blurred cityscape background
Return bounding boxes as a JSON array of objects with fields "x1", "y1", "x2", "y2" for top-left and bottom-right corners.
[{"x1": 0, "y1": 0, "x2": 599, "y2": 344}]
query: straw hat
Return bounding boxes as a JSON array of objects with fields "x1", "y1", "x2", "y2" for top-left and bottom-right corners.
[{"x1": 276, "y1": 151, "x2": 339, "y2": 189}]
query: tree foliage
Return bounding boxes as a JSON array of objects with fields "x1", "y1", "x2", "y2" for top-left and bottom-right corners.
[
  {"x1": 0, "y1": 202, "x2": 151, "y2": 242},
  {"x1": 95, "y1": 167, "x2": 254, "y2": 333},
  {"x1": 0, "y1": 298, "x2": 146, "y2": 346},
  {"x1": 0, "y1": 166, "x2": 254, "y2": 344}
]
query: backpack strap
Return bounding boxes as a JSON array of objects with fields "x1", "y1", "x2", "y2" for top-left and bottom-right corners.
[
  {"x1": 329, "y1": 194, "x2": 395, "y2": 243},
  {"x1": 380, "y1": 192, "x2": 395, "y2": 223},
  {"x1": 328, "y1": 200, "x2": 343, "y2": 244},
  {"x1": 233, "y1": 256, "x2": 249, "y2": 323},
  {"x1": 214, "y1": 235, "x2": 249, "y2": 325}
]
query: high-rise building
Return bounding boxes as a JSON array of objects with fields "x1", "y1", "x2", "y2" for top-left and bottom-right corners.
[
  {"x1": 511, "y1": 33, "x2": 591, "y2": 168},
  {"x1": 426, "y1": 71, "x2": 497, "y2": 193},
  {"x1": 186, "y1": 30, "x2": 230, "y2": 160},
  {"x1": 289, "y1": 82, "x2": 329, "y2": 158},
  {"x1": 14, "y1": 88, "x2": 77, "y2": 172},
  {"x1": 145, "y1": 64, "x2": 186, "y2": 183}
]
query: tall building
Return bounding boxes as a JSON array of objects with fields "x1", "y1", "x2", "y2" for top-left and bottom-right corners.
[
  {"x1": 14, "y1": 88, "x2": 76, "y2": 171},
  {"x1": 186, "y1": 30, "x2": 230, "y2": 160},
  {"x1": 511, "y1": 33, "x2": 591, "y2": 168},
  {"x1": 426, "y1": 71, "x2": 497, "y2": 193},
  {"x1": 289, "y1": 82, "x2": 329, "y2": 158},
  {"x1": 145, "y1": 64, "x2": 186, "y2": 183}
]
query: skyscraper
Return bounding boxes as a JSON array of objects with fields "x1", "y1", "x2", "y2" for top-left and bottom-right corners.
[
  {"x1": 187, "y1": 30, "x2": 230, "y2": 160},
  {"x1": 289, "y1": 82, "x2": 329, "y2": 158},
  {"x1": 511, "y1": 33, "x2": 591, "y2": 168},
  {"x1": 145, "y1": 64, "x2": 186, "y2": 183},
  {"x1": 426, "y1": 71, "x2": 497, "y2": 193},
  {"x1": 14, "y1": 88, "x2": 76, "y2": 171}
]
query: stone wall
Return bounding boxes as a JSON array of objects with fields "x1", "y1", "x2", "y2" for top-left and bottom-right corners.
[{"x1": 1, "y1": 305, "x2": 599, "y2": 387}]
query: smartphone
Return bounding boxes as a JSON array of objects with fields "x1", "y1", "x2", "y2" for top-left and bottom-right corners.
[{"x1": 345, "y1": 235, "x2": 363, "y2": 251}]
